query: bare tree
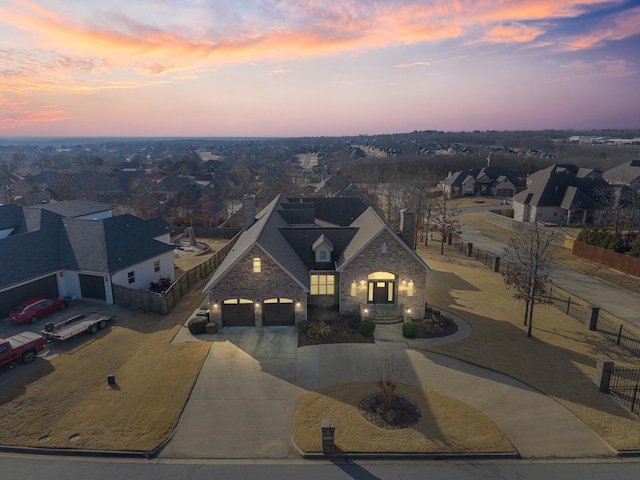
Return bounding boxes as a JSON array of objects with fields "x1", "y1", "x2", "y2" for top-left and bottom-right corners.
[
  {"x1": 503, "y1": 218, "x2": 564, "y2": 337},
  {"x1": 431, "y1": 192, "x2": 462, "y2": 254}
]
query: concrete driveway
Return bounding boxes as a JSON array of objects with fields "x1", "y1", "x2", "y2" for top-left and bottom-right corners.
[
  {"x1": 163, "y1": 322, "x2": 615, "y2": 459},
  {"x1": 161, "y1": 327, "x2": 303, "y2": 459}
]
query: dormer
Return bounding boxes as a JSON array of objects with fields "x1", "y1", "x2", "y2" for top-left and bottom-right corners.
[{"x1": 312, "y1": 234, "x2": 334, "y2": 264}]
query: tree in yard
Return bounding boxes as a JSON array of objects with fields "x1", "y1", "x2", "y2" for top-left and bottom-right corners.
[
  {"x1": 431, "y1": 192, "x2": 462, "y2": 254},
  {"x1": 503, "y1": 218, "x2": 564, "y2": 337}
]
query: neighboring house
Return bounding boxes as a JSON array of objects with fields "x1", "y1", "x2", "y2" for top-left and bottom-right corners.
[
  {"x1": 0, "y1": 200, "x2": 174, "y2": 319},
  {"x1": 513, "y1": 164, "x2": 609, "y2": 225},
  {"x1": 203, "y1": 194, "x2": 430, "y2": 329},
  {"x1": 440, "y1": 167, "x2": 525, "y2": 198},
  {"x1": 603, "y1": 160, "x2": 640, "y2": 192}
]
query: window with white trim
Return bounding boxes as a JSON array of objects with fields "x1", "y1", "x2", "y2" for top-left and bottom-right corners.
[
  {"x1": 154, "y1": 260, "x2": 160, "y2": 272},
  {"x1": 253, "y1": 257, "x2": 261, "y2": 273}
]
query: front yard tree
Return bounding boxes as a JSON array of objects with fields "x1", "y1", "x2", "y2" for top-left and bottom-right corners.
[
  {"x1": 431, "y1": 193, "x2": 462, "y2": 254},
  {"x1": 503, "y1": 218, "x2": 564, "y2": 338}
]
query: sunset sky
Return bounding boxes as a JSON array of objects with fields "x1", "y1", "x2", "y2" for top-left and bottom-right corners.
[{"x1": 1, "y1": 0, "x2": 639, "y2": 137}]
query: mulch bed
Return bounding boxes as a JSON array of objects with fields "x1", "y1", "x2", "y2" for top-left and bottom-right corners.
[
  {"x1": 358, "y1": 393, "x2": 422, "y2": 430},
  {"x1": 413, "y1": 314, "x2": 458, "y2": 338},
  {"x1": 298, "y1": 305, "x2": 374, "y2": 347}
]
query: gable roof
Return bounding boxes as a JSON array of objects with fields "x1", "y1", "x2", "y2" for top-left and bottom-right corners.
[
  {"x1": 603, "y1": 160, "x2": 640, "y2": 185},
  {"x1": 514, "y1": 164, "x2": 608, "y2": 209},
  {"x1": 203, "y1": 195, "x2": 430, "y2": 294},
  {"x1": 104, "y1": 214, "x2": 170, "y2": 238},
  {"x1": 441, "y1": 167, "x2": 524, "y2": 189},
  {"x1": 0, "y1": 206, "x2": 174, "y2": 290}
]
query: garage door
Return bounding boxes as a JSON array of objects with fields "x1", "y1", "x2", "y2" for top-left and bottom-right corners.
[
  {"x1": 0, "y1": 274, "x2": 59, "y2": 320},
  {"x1": 222, "y1": 298, "x2": 255, "y2": 326},
  {"x1": 262, "y1": 298, "x2": 295, "y2": 326},
  {"x1": 79, "y1": 274, "x2": 107, "y2": 301}
]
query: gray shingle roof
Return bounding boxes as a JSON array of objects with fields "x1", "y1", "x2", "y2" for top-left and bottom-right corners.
[
  {"x1": 603, "y1": 160, "x2": 640, "y2": 185},
  {"x1": 203, "y1": 195, "x2": 430, "y2": 294},
  {"x1": 34, "y1": 199, "x2": 114, "y2": 218}
]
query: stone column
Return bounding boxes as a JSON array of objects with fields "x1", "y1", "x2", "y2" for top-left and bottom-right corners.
[
  {"x1": 467, "y1": 242, "x2": 473, "y2": 257},
  {"x1": 586, "y1": 306, "x2": 600, "y2": 331},
  {"x1": 594, "y1": 357, "x2": 614, "y2": 393}
]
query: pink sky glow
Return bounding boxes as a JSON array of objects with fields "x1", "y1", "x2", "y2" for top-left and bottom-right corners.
[{"x1": 0, "y1": 0, "x2": 639, "y2": 136}]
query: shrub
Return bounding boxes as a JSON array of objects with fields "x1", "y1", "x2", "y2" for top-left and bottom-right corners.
[
  {"x1": 402, "y1": 322, "x2": 419, "y2": 339},
  {"x1": 296, "y1": 320, "x2": 308, "y2": 333},
  {"x1": 630, "y1": 243, "x2": 640, "y2": 258},
  {"x1": 187, "y1": 316, "x2": 207, "y2": 335},
  {"x1": 432, "y1": 310, "x2": 441, "y2": 320},
  {"x1": 205, "y1": 322, "x2": 218, "y2": 334},
  {"x1": 425, "y1": 303, "x2": 433, "y2": 314},
  {"x1": 359, "y1": 319, "x2": 376, "y2": 337},
  {"x1": 309, "y1": 321, "x2": 331, "y2": 339}
]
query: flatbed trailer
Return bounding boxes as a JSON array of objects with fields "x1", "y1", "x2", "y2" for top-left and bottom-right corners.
[{"x1": 42, "y1": 312, "x2": 114, "y2": 341}]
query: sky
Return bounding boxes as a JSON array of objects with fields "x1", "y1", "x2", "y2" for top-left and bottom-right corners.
[{"x1": 0, "y1": 0, "x2": 639, "y2": 137}]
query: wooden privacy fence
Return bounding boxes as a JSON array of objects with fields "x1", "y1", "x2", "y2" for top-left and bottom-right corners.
[
  {"x1": 573, "y1": 241, "x2": 640, "y2": 277},
  {"x1": 113, "y1": 231, "x2": 242, "y2": 315}
]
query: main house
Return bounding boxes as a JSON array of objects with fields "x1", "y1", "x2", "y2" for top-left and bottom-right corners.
[
  {"x1": 203, "y1": 195, "x2": 430, "y2": 328},
  {"x1": 0, "y1": 200, "x2": 175, "y2": 319}
]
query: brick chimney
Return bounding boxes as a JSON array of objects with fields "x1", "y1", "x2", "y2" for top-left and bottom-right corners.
[
  {"x1": 399, "y1": 208, "x2": 415, "y2": 249},
  {"x1": 243, "y1": 193, "x2": 256, "y2": 230}
]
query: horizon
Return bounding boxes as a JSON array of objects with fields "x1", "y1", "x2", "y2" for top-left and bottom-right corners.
[{"x1": 1, "y1": 1, "x2": 639, "y2": 137}]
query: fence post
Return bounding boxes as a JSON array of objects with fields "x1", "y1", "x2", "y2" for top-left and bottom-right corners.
[
  {"x1": 494, "y1": 256, "x2": 501, "y2": 272},
  {"x1": 616, "y1": 324, "x2": 624, "y2": 345},
  {"x1": 585, "y1": 306, "x2": 600, "y2": 331},
  {"x1": 447, "y1": 234, "x2": 452, "y2": 245},
  {"x1": 566, "y1": 297, "x2": 571, "y2": 315},
  {"x1": 594, "y1": 357, "x2": 614, "y2": 393},
  {"x1": 467, "y1": 242, "x2": 473, "y2": 257},
  {"x1": 632, "y1": 385, "x2": 639, "y2": 414}
]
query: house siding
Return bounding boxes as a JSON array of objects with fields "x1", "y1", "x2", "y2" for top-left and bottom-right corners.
[
  {"x1": 207, "y1": 245, "x2": 307, "y2": 328},
  {"x1": 339, "y1": 229, "x2": 426, "y2": 320}
]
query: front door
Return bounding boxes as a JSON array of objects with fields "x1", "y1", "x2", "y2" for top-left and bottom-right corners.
[{"x1": 368, "y1": 281, "x2": 394, "y2": 304}]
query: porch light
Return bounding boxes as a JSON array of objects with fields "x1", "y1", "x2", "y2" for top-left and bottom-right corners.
[
  {"x1": 364, "y1": 308, "x2": 368, "y2": 315},
  {"x1": 296, "y1": 302, "x2": 301, "y2": 308},
  {"x1": 360, "y1": 280, "x2": 366, "y2": 286},
  {"x1": 213, "y1": 302, "x2": 218, "y2": 309},
  {"x1": 407, "y1": 308, "x2": 411, "y2": 314},
  {"x1": 255, "y1": 302, "x2": 260, "y2": 308}
]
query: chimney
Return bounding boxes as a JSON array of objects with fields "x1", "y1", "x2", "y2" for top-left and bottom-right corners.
[
  {"x1": 399, "y1": 208, "x2": 415, "y2": 249},
  {"x1": 243, "y1": 193, "x2": 256, "y2": 230}
]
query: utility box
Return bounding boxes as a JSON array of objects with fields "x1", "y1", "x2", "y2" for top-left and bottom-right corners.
[{"x1": 321, "y1": 418, "x2": 336, "y2": 454}]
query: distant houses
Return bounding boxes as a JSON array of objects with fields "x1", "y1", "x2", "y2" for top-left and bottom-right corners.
[{"x1": 439, "y1": 167, "x2": 526, "y2": 199}]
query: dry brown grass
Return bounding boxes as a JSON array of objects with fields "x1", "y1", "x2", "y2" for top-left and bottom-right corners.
[
  {"x1": 418, "y1": 239, "x2": 640, "y2": 451},
  {"x1": 293, "y1": 382, "x2": 513, "y2": 454},
  {"x1": 0, "y1": 288, "x2": 211, "y2": 452}
]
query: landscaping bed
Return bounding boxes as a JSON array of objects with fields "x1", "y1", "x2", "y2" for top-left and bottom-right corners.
[{"x1": 298, "y1": 305, "x2": 374, "y2": 347}]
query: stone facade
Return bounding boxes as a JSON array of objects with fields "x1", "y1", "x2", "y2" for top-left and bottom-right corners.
[
  {"x1": 207, "y1": 245, "x2": 307, "y2": 328},
  {"x1": 338, "y1": 229, "x2": 426, "y2": 320}
]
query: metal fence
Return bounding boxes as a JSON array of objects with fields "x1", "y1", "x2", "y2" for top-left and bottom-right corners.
[
  {"x1": 598, "y1": 310, "x2": 640, "y2": 358},
  {"x1": 609, "y1": 366, "x2": 640, "y2": 415},
  {"x1": 546, "y1": 286, "x2": 588, "y2": 324}
]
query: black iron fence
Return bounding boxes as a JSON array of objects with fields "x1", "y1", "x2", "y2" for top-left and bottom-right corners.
[{"x1": 609, "y1": 366, "x2": 640, "y2": 414}]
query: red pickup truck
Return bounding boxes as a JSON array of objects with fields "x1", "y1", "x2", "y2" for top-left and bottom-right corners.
[{"x1": 0, "y1": 331, "x2": 45, "y2": 367}]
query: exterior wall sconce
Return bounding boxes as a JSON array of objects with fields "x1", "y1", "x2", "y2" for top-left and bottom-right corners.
[
  {"x1": 255, "y1": 302, "x2": 260, "y2": 308},
  {"x1": 296, "y1": 302, "x2": 301, "y2": 308},
  {"x1": 360, "y1": 280, "x2": 366, "y2": 286},
  {"x1": 364, "y1": 308, "x2": 369, "y2": 315},
  {"x1": 406, "y1": 308, "x2": 411, "y2": 314}
]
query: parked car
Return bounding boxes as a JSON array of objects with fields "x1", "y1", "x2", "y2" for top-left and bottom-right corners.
[
  {"x1": 0, "y1": 332, "x2": 45, "y2": 367},
  {"x1": 8, "y1": 297, "x2": 69, "y2": 324}
]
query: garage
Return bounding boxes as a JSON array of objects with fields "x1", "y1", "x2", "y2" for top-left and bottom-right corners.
[
  {"x1": 222, "y1": 298, "x2": 255, "y2": 326},
  {"x1": 0, "y1": 274, "x2": 59, "y2": 320},
  {"x1": 79, "y1": 274, "x2": 107, "y2": 301},
  {"x1": 262, "y1": 298, "x2": 295, "y2": 326}
]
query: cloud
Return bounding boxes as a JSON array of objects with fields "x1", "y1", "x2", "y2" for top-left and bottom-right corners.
[
  {"x1": 563, "y1": 6, "x2": 640, "y2": 51},
  {"x1": 0, "y1": 95, "x2": 73, "y2": 128},
  {"x1": 482, "y1": 23, "x2": 544, "y2": 44},
  {"x1": 557, "y1": 56, "x2": 636, "y2": 79},
  {"x1": 394, "y1": 56, "x2": 466, "y2": 68},
  {"x1": 267, "y1": 67, "x2": 292, "y2": 75}
]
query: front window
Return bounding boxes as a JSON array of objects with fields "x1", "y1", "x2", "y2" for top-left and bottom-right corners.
[
  {"x1": 253, "y1": 257, "x2": 261, "y2": 273},
  {"x1": 310, "y1": 274, "x2": 335, "y2": 295}
]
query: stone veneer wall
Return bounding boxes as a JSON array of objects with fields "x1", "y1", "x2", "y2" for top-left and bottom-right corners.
[
  {"x1": 339, "y1": 229, "x2": 427, "y2": 320},
  {"x1": 208, "y1": 245, "x2": 307, "y2": 328}
]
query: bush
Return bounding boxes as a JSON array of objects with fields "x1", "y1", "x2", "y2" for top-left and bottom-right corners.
[
  {"x1": 187, "y1": 316, "x2": 207, "y2": 335},
  {"x1": 309, "y1": 321, "x2": 331, "y2": 339},
  {"x1": 425, "y1": 303, "x2": 433, "y2": 314},
  {"x1": 205, "y1": 322, "x2": 218, "y2": 334},
  {"x1": 432, "y1": 310, "x2": 441, "y2": 320},
  {"x1": 359, "y1": 319, "x2": 376, "y2": 337},
  {"x1": 296, "y1": 320, "x2": 308, "y2": 333},
  {"x1": 402, "y1": 322, "x2": 419, "y2": 339}
]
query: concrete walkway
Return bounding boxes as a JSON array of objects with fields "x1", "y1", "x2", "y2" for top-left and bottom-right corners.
[{"x1": 163, "y1": 320, "x2": 616, "y2": 459}]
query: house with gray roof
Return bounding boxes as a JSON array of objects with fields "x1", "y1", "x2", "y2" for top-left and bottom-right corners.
[
  {"x1": 603, "y1": 160, "x2": 640, "y2": 192},
  {"x1": 513, "y1": 164, "x2": 609, "y2": 225},
  {"x1": 0, "y1": 200, "x2": 174, "y2": 319},
  {"x1": 203, "y1": 194, "x2": 430, "y2": 328},
  {"x1": 440, "y1": 167, "x2": 525, "y2": 199}
]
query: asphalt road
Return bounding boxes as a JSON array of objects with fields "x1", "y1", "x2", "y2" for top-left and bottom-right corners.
[
  {"x1": 1, "y1": 456, "x2": 640, "y2": 480},
  {"x1": 460, "y1": 226, "x2": 640, "y2": 330}
]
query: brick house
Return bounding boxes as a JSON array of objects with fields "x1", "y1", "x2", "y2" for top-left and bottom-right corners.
[{"x1": 203, "y1": 194, "x2": 430, "y2": 329}]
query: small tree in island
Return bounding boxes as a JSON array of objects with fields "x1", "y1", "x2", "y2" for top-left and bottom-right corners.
[{"x1": 503, "y1": 216, "x2": 565, "y2": 338}]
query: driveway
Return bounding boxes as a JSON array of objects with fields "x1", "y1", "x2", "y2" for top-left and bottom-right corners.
[{"x1": 163, "y1": 323, "x2": 615, "y2": 459}]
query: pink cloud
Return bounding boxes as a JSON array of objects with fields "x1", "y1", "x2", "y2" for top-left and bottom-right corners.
[{"x1": 564, "y1": 6, "x2": 640, "y2": 50}]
